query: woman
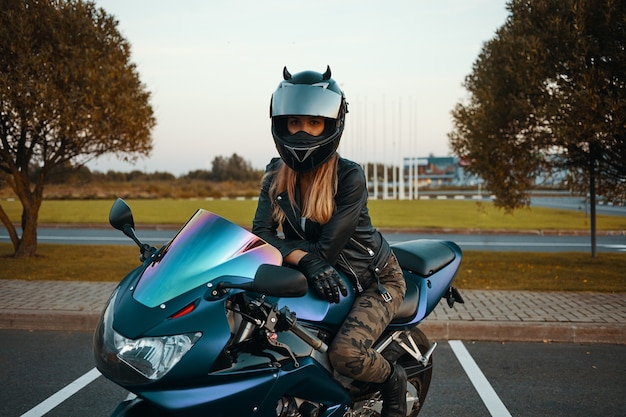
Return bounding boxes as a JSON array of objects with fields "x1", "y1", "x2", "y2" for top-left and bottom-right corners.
[{"x1": 252, "y1": 66, "x2": 407, "y2": 417}]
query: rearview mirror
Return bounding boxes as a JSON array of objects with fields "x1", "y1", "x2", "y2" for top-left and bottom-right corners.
[
  {"x1": 109, "y1": 198, "x2": 134, "y2": 231},
  {"x1": 253, "y1": 264, "x2": 308, "y2": 297},
  {"x1": 215, "y1": 264, "x2": 308, "y2": 298}
]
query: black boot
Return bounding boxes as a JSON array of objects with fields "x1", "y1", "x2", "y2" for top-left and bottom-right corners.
[{"x1": 379, "y1": 363, "x2": 407, "y2": 417}]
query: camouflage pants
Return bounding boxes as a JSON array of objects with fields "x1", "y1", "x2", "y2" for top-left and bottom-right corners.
[{"x1": 328, "y1": 254, "x2": 406, "y2": 383}]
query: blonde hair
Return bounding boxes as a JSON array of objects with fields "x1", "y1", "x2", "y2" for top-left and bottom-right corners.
[{"x1": 270, "y1": 154, "x2": 338, "y2": 225}]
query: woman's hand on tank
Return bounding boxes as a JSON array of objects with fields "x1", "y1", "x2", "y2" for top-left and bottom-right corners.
[{"x1": 297, "y1": 253, "x2": 348, "y2": 303}]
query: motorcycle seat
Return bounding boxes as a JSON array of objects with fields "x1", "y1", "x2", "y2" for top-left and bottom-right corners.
[
  {"x1": 392, "y1": 280, "x2": 418, "y2": 322},
  {"x1": 391, "y1": 239, "x2": 456, "y2": 277}
]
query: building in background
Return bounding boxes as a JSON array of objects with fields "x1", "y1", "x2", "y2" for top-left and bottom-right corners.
[
  {"x1": 363, "y1": 155, "x2": 569, "y2": 200},
  {"x1": 364, "y1": 155, "x2": 475, "y2": 199}
]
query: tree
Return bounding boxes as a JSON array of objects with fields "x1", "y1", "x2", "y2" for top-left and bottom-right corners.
[
  {"x1": 210, "y1": 153, "x2": 260, "y2": 182},
  {"x1": 449, "y1": 0, "x2": 626, "y2": 256},
  {"x1": 0, "y1": 0, "x2": 155, "y2": 257}
]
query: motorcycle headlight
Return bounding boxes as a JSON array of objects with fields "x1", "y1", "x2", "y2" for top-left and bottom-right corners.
[
  {"x1": 114, "y1": 331, "x2": 202, "y2": 381},
  {"x1": 95, "y1": 287, "x2": 202, "y2": 382}
]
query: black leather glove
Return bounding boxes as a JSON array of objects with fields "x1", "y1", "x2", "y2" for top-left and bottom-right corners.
[{"x1": 298, "y1": 253, "x2": 348, "y2": 303}]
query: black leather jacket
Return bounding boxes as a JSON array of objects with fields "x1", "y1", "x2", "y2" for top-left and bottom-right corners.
[{"x1": 252, "y1": 157, "x2": 392, "y2": 292}]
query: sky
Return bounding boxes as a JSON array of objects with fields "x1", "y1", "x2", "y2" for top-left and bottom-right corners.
[{"x1": 89, "y1": 0, "x2": 510, "y2": 176}]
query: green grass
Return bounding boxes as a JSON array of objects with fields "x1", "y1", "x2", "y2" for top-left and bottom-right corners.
[
  {"x1": 2, "y1": 198, "x2": 625, "y2": 231},
  {"x1": 368, "y1": 200, "x2": 625, "y2": 231},
  {"x1": 1, "y1": 243, "x2": 624, "y2": 292},
  {"x1": 454, "y1": 251, "x2": 625, "y2": 292},
  {"x1": 0, "y1": 243, "x2": 138, "y2": 282}
]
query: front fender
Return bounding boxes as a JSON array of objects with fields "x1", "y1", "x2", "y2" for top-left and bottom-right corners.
[{"x1": 109, "y1": 397, "x2": 170, "y2": 417}]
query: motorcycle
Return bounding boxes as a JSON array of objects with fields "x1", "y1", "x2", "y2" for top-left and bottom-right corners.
[{"x1": 94, "y1": 198, "x2": 464, "y2": 417}]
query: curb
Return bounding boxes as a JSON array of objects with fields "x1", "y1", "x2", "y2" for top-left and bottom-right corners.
[
  {"x1": 0, "y1": 310, "x2": 101, "y2": 332},
  {"x1": 2, "y1": 310, "x2": 624, "y2": 345},
  {"x1": 420, "y1": 321, "x2": 626, "y2": 345}
]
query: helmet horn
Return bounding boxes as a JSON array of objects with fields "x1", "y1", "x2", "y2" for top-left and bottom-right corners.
[
  {"x1": 283, "y1": 66, "x2": 292, "y2": 80},
  {"x1": 322, "y1": 65, "x2": 331, "y2": 80}
]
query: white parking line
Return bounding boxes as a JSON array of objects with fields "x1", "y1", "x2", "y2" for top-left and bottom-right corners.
[
  {"x1": 20, "y1": 368, "x2": 101, "y2": 417},
  {"x1": 449, "y1": 340, "x2": 512, "y2": 417}
]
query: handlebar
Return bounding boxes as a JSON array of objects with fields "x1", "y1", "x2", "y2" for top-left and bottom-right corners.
[{"x1": 279, "y1": 306, "x2": 327, "y2": 353}]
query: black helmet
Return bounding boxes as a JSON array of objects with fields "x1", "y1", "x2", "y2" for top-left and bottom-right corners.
[{"x1": 270, "y1": 66, "x2": 347, "y2": 172}]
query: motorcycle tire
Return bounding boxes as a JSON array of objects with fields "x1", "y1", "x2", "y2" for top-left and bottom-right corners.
[{"x1": 383, "y1": 327, "x2": 433, "y2": 416}]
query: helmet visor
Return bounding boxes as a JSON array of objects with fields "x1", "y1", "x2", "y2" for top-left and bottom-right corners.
[{"x1": 271, "y1": 84, "x2": 343, "y2": 119}]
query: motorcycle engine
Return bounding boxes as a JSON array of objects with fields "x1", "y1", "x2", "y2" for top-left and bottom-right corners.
[{"x1": 276, "y1": 396, "x2": 321, "y2": 417}]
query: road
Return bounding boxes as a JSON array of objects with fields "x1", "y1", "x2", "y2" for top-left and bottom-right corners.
[
  {"x1": 385, "y1": 231, "x2": 626, "y2": 253},
  {"x1": 1, "y1": 226, "x2": 624, "y2": 253},
  {"x1": 3, "y1": 330, "x2": 625, "y2": 417},
  {"x1": 529, "y1": 196, "x2": 625, "y2": 217}
]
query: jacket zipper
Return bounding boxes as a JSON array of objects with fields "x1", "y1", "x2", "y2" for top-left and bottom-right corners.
[
  {"x1": 350, "y1": 237, "x2": 375, "y2": 256},
  {"x1": 339, "y1": 253, "x2": 363, "y2": 292}
]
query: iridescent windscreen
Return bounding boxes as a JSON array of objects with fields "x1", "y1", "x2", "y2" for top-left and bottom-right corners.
[{"x1": 133, "y1": 210, "x2": 282, "y2": 308}]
